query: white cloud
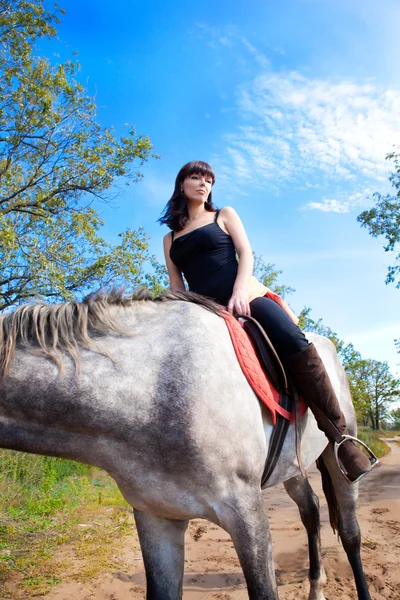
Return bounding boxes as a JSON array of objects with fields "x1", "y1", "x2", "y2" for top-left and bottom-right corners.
[
  {"x1": 192, "y1": 24, "x2": 270, "y2": 70},
  {"x1": 240, "y1": 37, "x2": 270, "y2": 69},
  {"x1": 304, "y1": 199, "x2": 350, "y2": 213},
  {"x1": 303, "y1": 187, "x2": 375, "y2": 212},
  {"x1": 214, "y1": 70, "x2": 400, "y2": 202}
]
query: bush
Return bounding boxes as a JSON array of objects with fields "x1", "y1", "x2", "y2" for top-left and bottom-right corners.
[
  {"x1": 357, "y1": 428, "x2": 392, "y2": 458},
  {"x1": 0, "y1": 450, "x2": 93, "y2": 518}
]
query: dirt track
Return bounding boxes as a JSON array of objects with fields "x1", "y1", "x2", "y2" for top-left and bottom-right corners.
[{"x1": 47, "y1": 440, "x2": 400, "y2": 600}]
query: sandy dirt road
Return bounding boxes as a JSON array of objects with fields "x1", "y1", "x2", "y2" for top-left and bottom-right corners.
[{"x1": 47, "y1": 440, "x2": 400, "y2": 600}]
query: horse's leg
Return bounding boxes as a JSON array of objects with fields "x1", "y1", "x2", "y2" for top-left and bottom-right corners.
[
  {"x1": 283, "y1": 475, "x2": 327, "y2": 600},
  {"x1": 318, "y1": 446, "x2": 371, "y2": 600},
  {"x1": 134, "y1": 509, "x2": 188, "y2": 600},
  {"x1": 218, "y1": 490, "x2": 279, "y2": 600}
]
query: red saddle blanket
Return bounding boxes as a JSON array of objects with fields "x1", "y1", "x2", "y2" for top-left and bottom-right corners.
[{"x1": 222, "y1": 311, "x2": 307, "y2": 425}]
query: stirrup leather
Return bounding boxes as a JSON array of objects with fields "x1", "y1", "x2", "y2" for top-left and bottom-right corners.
[{"x1": 334, "y1": 435, "x2": 379, "y2": 484}]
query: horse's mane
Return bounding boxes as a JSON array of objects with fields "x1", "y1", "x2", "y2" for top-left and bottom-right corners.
[{"x1": 0, "y1": 289, "x2": 223, "y2": 378}]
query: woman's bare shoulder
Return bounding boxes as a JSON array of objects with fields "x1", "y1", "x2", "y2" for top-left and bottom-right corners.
[
  {"x1": 163, "y1": 231, "x2": 173, "y2": 247},
  {"x1": 219, "y1": 206, "x2": 236, "y2": 214},
  {"x1": 219, "y1": 206, "x2": 241, "y2": 220}
]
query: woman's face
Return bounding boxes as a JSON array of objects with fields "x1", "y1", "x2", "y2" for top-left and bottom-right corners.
[{"x1": 181, "y1": 172, "x2": 213, "y2": 205}]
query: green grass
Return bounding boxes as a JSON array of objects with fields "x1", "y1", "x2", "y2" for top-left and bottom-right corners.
[
  {"x1": 0, "y1": 450, "x2": 138, "y2": 598},
  {"x1": 357, "y1": 426, "x2": 400, "y2": 458}
]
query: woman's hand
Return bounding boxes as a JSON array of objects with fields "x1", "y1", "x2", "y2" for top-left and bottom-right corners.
[{"x1": 228, "y1": 289, "x2": 251, "y2": 316}]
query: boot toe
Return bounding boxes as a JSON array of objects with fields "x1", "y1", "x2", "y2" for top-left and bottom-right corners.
[{"x1": 338, "y1": 440, "x2": 374, "y2": 480}]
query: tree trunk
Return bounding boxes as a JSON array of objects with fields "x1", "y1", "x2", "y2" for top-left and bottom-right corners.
[
  {"x1": 375, "y1": 400, "x2": 380, "y2": 432},
  {"x1": 369, "y1": 408, "x2": 377, "y2": 430}
]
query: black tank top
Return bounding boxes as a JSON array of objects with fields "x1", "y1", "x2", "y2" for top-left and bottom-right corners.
[{"x1": 169, "y1": 210, "x2": 238, "y2": 306}]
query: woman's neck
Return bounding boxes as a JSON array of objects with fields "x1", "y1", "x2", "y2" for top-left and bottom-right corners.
[{"x1": 187, "y1": 204, "x2": 209, "y2": 221}]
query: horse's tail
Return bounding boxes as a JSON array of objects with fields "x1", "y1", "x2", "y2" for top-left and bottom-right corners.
[{"x1": 316, "y1": 456, "x2": 339, "y2": 535}]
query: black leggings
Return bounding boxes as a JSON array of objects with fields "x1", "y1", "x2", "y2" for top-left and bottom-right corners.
[{"x1": 249, "y1": 296, "x2": 309, "y2": 359}]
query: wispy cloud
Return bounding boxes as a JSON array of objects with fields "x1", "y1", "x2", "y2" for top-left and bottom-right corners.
[
  {"x1": 303, "y1": 189, "x2": 374, "y2": 213},
  {"x1": 240, "y1": 37, "x2": 270, "y2": 69},
  {"x1": 212, "y1": 61, "x2": 400, "y2": 205},
  {"x1": 192, "y1": 23, "x2": 270, "y2": 69},
  {"x1": 304, "y1": 199, "x2": 350, "y2": 213}
]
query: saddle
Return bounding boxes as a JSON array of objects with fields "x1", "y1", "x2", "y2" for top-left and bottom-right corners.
[{"x1": 222, "y1": 312, "x2": 307, "y2": 486}]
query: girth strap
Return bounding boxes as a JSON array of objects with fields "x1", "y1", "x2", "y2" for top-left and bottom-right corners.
[{"x1": 261, "y1": 392, "x2": 293, "y2": 487}]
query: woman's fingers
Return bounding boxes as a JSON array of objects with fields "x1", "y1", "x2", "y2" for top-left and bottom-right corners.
[
  {"x1": 228, "y1": 294, "x2": 251, "y2": 316},
  {"x1": 236, "y1": 300, "x2": 250, "y2": 316},
  {"x1": 241, "y1": 302, "x2": 250, "y2": 316}
]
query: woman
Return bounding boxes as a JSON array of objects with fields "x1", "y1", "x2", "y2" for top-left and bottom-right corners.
[{"x1": 159, "y1": 160, "x2": 374, "y2": 483}]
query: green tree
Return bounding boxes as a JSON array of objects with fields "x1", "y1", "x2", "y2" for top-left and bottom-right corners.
[
  {"x1": 0, "y1": 1, "x2": 157, "y2": 309},
  {"x1": 389, "y1": 407, "x2": 400, "y2": 430},
  {"x1": 297, "y1": 307, "x2": 378, "y2": 422},
  {"x1": 357, "y1": 149, "x2": 400, "y2": 288},
  {"x1": 348, "y1": 359, "x2": 400, "y2": 430},
  {"x1": 253, "y1": 255, "x2": 295, "y2": 298},
  {"x1": 298, "y1": 307, "x2": 360, "y2": 367},
  {"x1": 358, "y1": 150, "x2": 400, "y2": 353}
]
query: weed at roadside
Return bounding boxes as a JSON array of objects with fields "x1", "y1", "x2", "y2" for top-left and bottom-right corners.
[
  {"x1": 357, "y1": 427, "x2": 398, "y2": 457},
  {"x1": 0, "y1": 451, "x2": 137, "y2": 598}
]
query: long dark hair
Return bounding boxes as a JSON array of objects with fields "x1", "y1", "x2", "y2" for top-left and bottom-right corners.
[{"x1": 158, "y1": 160, "x2": 217, "y2": 231}]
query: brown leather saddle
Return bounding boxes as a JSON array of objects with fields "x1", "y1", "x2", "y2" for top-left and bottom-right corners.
[{"x1": 236, "y1": 315, "x2": 300, "y2": 487}]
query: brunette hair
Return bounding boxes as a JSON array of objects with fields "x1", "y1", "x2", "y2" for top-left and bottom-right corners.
[{"x1": 158, "y1": 160, "x2": 217, "y2": 231}]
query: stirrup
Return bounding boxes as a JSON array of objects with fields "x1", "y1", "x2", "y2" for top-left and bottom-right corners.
[{"x1": 334, "y1": 435, "x2": 379, "y2": 484}]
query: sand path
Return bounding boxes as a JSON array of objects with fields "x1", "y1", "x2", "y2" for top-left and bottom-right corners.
[{"x1": 47, "y1": 439, "x2": 400, "y2": 600}]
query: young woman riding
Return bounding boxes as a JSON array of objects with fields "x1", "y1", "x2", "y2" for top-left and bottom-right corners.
[{"x1": 159, "y1": 160, "x2": 375, "y2": 483}]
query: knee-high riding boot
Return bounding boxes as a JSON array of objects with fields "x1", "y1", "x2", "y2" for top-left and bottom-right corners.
[{"x1": 284, "y1": 343, "x2": 375, "y2": 482}]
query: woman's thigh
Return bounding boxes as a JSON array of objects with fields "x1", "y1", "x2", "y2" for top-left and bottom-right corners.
[{"x1": 249, "y1": 296, "x2": 309, "y2": 358}]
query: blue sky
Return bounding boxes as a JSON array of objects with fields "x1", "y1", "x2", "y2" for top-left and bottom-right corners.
[{"x1": 48, "y1": 0, "x2": 400, "y2": 374}]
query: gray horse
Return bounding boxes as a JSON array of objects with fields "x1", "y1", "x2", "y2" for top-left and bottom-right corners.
[{"x1": 0, "y1": 290, "x2": 371, "y2": 600}]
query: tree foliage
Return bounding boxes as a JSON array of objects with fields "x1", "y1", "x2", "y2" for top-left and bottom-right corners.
[
  {"x1": 357, "y1": 149, "x2": 400, "y2": 288},
  {"x1": 357, "y1": 149, "x2": 400, "y2": 354},
  {"x1": 298, "y1": 307, "x2": 360, "y2": 367},
  {"x1": 389, "y1": 407, "x2": 400, "y2": 430},
  {"x1": 347, "y1": 359, "x2": 400, "y2": 430},
  {"x1": 297, "y1": 308, "x2": 400, "y2": 427},
  {"x1": 389, "y1": 408, "x2": 400, "y2": 431},
  {"x1": 0, "y1": 0, "x2": 157, "y2": 309},
  {"x1": 253, "y1": 254, "x2": 295, "y2": 298}
]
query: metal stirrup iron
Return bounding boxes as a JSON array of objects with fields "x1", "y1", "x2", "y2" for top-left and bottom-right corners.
[{"x1": 334, "y1": 435, "x2": 379, "y2": 484}]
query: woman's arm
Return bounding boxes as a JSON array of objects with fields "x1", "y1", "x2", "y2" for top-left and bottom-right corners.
[
  {"x1": 220, "y1": 206, "x2": 254, "y2": 316},
  {"x1": 163, "y1": 233, "x2": 186, "y2": 292}
]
